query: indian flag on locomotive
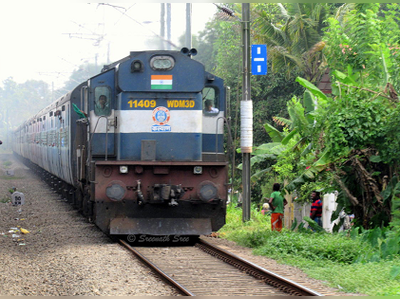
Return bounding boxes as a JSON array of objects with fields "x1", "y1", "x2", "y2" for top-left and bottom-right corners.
[{"x1": 151, "y1": 75, "x2": 173, "y2": 90}]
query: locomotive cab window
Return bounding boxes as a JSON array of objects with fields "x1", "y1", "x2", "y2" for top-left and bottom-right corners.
[
  {"x1": 202, "y1": 87, "x2": 219, "y2": 115},
  {"x1": 94, "y1": 86, "x2": 111, "y2": 116}
]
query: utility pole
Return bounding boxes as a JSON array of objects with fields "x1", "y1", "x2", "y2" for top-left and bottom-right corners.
[
  {"x1": 241, "y1": 3, "x2": 252, "y2": 222},
  {"x1": 166, "y1": 4, "x2": 172, "y2": 50},
  {"x1": 160, "y1": 3, "x2": 166, "y2": 49},
  {"x1": 185, "y1": 3, "x2": 192, "y2": 48},
  {"x1": 211, "y1": 3, "x2": 252, "y2": 221}
]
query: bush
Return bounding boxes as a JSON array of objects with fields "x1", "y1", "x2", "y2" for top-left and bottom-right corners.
[{"x1": 229, "y1": 229, "x2": 368, "y2": 264}]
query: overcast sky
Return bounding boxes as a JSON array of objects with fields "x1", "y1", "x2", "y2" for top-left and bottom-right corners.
[{"x1": 0, "y1": 2, "x2": 217, "y2": 90}]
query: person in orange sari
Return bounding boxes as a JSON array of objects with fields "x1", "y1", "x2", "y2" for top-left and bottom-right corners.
[{"x1": 268, "y1": 183, "x2": 287, "y2": 231}]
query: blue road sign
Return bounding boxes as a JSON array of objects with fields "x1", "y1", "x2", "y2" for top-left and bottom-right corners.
[{"x1": 251, "y1": 45, "x2": 267, "y2": 75}]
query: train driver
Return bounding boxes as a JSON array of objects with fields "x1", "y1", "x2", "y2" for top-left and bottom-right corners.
[
  {"x1": 204, "y1": 99, "x2": 219, "y2": 114},
  {"x1": 95, "y1": 94, "x2": 110, "y2": 116}
]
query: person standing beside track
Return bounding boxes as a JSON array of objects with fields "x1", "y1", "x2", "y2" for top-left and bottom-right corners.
[
  {"x1": 310, "y1": 191, "x2": 323, "y2": 227},
  {"x1": 268, "y1": 183, "x2": 287, "y2": 231}
]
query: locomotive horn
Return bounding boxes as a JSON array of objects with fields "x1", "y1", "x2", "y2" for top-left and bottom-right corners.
[
  {"x1": 180, "y1": 47, "x2": 190, "y2": 55},
  {"x1": 189, "y1": 48, "x2": 197, "y2": 57}
]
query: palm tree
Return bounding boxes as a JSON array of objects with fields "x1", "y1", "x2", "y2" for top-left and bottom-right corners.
[{"x1": 253, "y1": 3, "x2": 330, "y2": 83}]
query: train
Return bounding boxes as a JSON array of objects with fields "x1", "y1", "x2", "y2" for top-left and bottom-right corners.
[{"x1": 12, "y1": 48, "x2": 228, "y2": 236}]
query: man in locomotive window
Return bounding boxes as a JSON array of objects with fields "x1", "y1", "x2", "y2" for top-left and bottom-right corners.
[
  {"x1": 95, "y1": 94, "x2": 110, "y2": 116},
  {"x1": 204, "y1": 99, "x2": 219, "y2": 114},
  {"x1": 202, "y1": 87, "x2": 219, "y2": 115}
]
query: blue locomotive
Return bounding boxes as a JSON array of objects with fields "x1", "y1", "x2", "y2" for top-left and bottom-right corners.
[{"x1": 13, "y1": 49, "x2": 228, "y2": 236}]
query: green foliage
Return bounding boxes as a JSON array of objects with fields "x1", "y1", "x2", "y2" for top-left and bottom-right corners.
[
  {"x1": 274, "y1": 3, "x2": 400, "y2": 230},
  {"x1": 0, "y1": 62, "x2": 105, "y2": 131},
  {"x1": 0, "y1": 197, "x2": 11, "y2": 203},
  {"x1": 354, "y1": 227, "x2": 400, "y2": 262},
  {"x1": 392, "y1": 193, "x2": 400, "y2": 232},
  {"x1": 195, "y1": 5, "x2": 304, "y2": 198},
  {"x1": 227, "y1": 227, "x2": 367, "y2": 265},
  {"x1": 253, "y1": 3, "x2": 331, "y2": 83},
  {"x1": 390, "y1": 265, "x2": 400, "y2": 280},
  {"x1": 0, "y1": 78, "x2": 53, "y2": 129},
  {"x1": 315, "y1": 88, "x2": 390, "y2": 159},
  {"x1": 295, "y1": 77, "x2": 327, "y2": 102},
  {"x1": 221, "y1": 203, "x2": 270, "y2": 234},
  {"x1": 324, "y1": 3, "x2": 400, "y2": 90}
]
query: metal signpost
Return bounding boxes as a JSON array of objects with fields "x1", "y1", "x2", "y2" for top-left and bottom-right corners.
[{"x1": 251, "y1": 45, "x2": 267, "y2": 75}]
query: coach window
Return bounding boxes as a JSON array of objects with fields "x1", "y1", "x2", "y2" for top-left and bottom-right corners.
[
  {"x1": 94, "y1": 86, "x2": 111, "y2": 116},
  {"x1": 202, "y1": 87, "x2": 219, "y2": 115}
]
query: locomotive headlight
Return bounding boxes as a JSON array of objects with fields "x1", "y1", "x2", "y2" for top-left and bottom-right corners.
[
  {"x1": 154, "y1": 59, "x2": 172, "y2": 69},
  {"x1": 119, "y1": 166, "x2": 128, "y2": 174},
  {"x1": 150, "y1": 56, "x2": 175, "y2": 71},
  {"x1": 193, "y1": 166, "x2": 202, "y2": 175}
]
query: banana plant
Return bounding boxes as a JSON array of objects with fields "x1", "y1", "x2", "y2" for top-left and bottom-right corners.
[{"x1": 238, "y1": 77, "x2": 320, "y2": 182}]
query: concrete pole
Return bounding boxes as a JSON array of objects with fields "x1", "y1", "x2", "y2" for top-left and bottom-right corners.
[
  {"x1": 166, "y1": 4, "x2": 172, "y2": 50},
  {"x1": 241, "y1": 3, "x2": 252, "y2": 222},
  {"x1": 185, "y1": 3, "x2": 192, "y2": 49},
  {"x1": 160, "y1": 3, "x2": 165, "y2": 49}
]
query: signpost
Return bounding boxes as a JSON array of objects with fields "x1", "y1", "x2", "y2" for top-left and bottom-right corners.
[
  {"x1": 11, "y1": 191, "x2": 25, "y2": 206},
  {"x1": 251, "y1": 45, "x2": 267, "y2": 75}
]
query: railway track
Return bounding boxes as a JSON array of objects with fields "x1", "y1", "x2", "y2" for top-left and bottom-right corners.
[{"x1": 119, "y1": 238, "x2": 322, "y2": 296}]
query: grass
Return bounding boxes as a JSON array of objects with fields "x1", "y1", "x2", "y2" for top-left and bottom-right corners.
[
  {"x1": 2, "y1": 160, "x2": 12, "y2": 168},
  {"x1": 218, "y1": 204, "x2": 400, "y2": 296},
  {"x1": 0, "y1": 196, "x2": 11, "y2": 203}
]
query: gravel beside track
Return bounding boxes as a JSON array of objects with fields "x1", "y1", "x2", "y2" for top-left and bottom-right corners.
[{"x1": 0, "y1": 154, "x2": 178, "y2": 296}]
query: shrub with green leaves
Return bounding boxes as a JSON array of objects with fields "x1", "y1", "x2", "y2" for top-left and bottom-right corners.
[{"x1": 254, "y1": 231, "x2": 366, "y2": 264}]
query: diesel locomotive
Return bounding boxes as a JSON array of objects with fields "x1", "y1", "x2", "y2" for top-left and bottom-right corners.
[{"x1": 13, "y1": 49, "x2": 228, "y2": 236}]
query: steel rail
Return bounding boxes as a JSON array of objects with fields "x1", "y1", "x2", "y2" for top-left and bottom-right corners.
[
  {"x1": 119, "y1": 239, "x2": 194, "y2": 296},
  {"x1": 196, "y1": 238, "x2": 323, "y2": 296}
]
